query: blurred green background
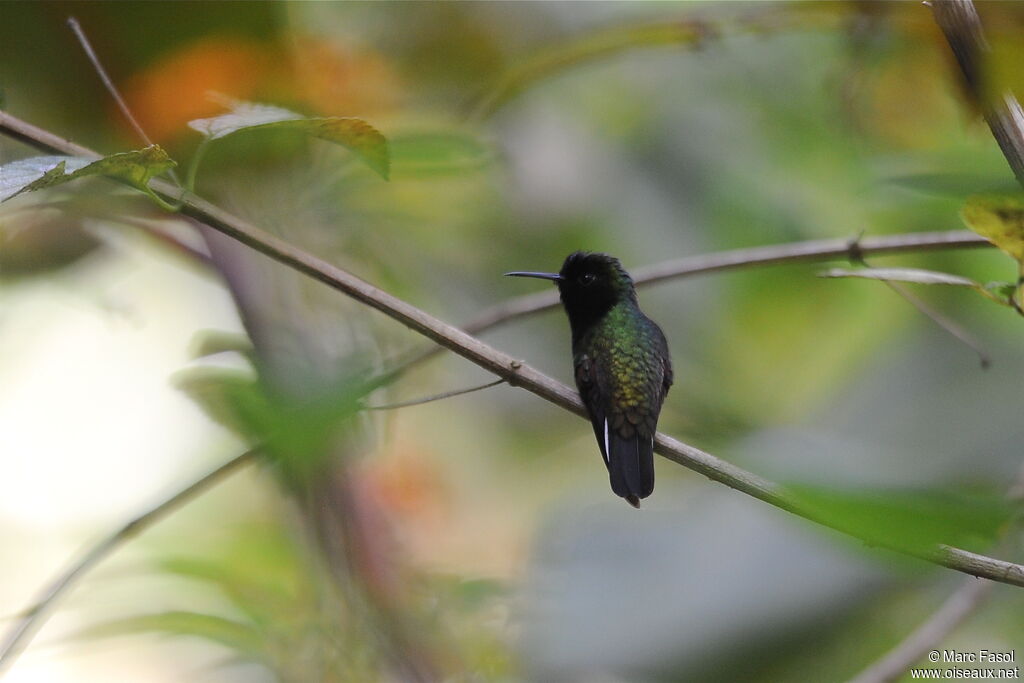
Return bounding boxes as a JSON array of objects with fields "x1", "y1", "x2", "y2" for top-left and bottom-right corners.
[{"x1": 2, "y1": 2, "x2": 1024, "y2": 681}]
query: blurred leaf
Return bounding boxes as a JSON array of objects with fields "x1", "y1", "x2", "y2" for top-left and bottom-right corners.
[
  {"x1": 788, "y1": 485, "x2": 1012, "y2": 555},
  {"x1": 389, "y1": 130, "x2": 494, "y2": 177},
  {"x1": 189, "y1": 329, "x2": 255, "y2": 361},
  {"x1": 879, "y1": 171, "x2": 1018, "y2": 198},
  {"x1": 961, "y1": 194, "x2": 1024, "y2": 263},
  {"x1": 173, "y1": 368, "x2": 267, "y2": 441},
  {"x1": 444, "y1": 577, "x2": 509, "y2": 612},
  {"x1": 984, "y1": 281, "x2": 1018, "y2": 300},
  {"x1": 77, "y1": 611, "x2": 266, "y2": 660},
  {"x1": 0, "y1": 206, "x2": 102, "y2": 277},
  {"x1": 174, "y1": 366, "x2": 362, "y2": 478},
  {"x1": 188, "y1": 101, "x2": 389, "y2": 179},
  {"x1": 0, "y1": 146, "x2": 176, "y2": 203},
  {"x1": 818, "y1": 267, "x2": 981, "y2": 287},
  {"x1": 158, "y1": 555, "x2": 303, "y2": 630}
]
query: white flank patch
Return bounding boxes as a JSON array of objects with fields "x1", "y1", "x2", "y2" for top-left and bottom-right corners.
[{"x1": 602, "y1": 419, "x2": 610, "y2": 463}]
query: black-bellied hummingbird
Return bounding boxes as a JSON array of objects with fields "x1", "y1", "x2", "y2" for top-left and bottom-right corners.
[{"x1": 506, "y1": 252, "x2": 673, "y2": 507}]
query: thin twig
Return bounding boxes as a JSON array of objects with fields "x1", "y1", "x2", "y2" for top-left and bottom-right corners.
[
  {"x1": 848, "y1": 458, "x2": 1024, "y2": 683},
  {"x1": 881, "y1": 280, "x2": 990, "y2": 367},
  {"x1": 468, "y1": 7, "x2": 837, "y2": 121},
  {"x1": 845, "y1": 235, "x2": 991, "y2": 368},
  {"x1": 364, "y1": 378, "x2": 506, "y2": 411},
  {"x1": 2, "y1": 111, "x2": 1023, "y2": 590},
  {"x1": 848, "y1": 577, "x2": 993, "y2": 683},
  {"x1": 0, "y1": 450, "x2": 258, "y2": 675},
  {"x1": 66, "y1": 16, "x2": 182, "y2": 188}
]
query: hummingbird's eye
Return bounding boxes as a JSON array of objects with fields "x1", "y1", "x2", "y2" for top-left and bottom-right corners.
[{"x1": 580, "y1": 273, "x2": 597, "y2": 285}]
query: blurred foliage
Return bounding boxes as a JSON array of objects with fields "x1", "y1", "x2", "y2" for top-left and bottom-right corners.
[
  {"x1": 961, "y1": 193, "x2": 1024, "y2": 264},
  {"x1": 787, "y1": 484, "x2": 1012, "y2": 556},
  {"x1": 5, "y1": 1, "x2": 1024, "y2": 682}
]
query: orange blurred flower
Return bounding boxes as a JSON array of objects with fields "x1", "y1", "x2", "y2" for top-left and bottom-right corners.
[
  {"x1": 122, "y1": 37, "x2": 273, "y2": 143},
  {"x1": 121, "y1": 35, "x2": 402, "y2": 144}
]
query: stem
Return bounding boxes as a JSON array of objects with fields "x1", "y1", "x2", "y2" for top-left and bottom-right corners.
[
  {"x1": 364, "y1": 378, "x2": 506, "y2": 411},
  {"x1": 848, "y1": 577, "x2": 994, "y2": 683},
  {"x1": 67, "y1": 16, "x2": 182, "y2": 188},
  {"x1": 185, "y1": 137, "x2": 210, "y2": 194}
]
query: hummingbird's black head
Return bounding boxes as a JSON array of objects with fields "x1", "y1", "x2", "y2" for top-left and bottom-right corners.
[
  {"x1": 555, "y1": 251, "x2": 636, "y2": 314},
  {"x1": 506, "y1": 251, "x2": 637, "y2": 338}
]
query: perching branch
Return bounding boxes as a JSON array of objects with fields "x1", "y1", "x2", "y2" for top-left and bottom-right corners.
[
  {"x1": 0, "y1": 450, "x2": 258, "y2": 675},
  {"x1": 1, "y1": 109, "x2": 1023, "y2": 591}
]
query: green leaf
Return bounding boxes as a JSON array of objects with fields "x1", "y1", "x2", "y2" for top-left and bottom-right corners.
[
  {"x1": 188, "y1": 101, "x2": 389, "y2": 179},
  {"x1": 389, "y1": 131, "x2": 493, "y2": 176},
  {"x1": 788, "y1": 485, "x2": 1012, "y2": 555},
  {"x1": 0, "y1": 157, "x2": 91, "y2": 201},
  {"x1": 818, "y1": 267, "x2": 981, "y2": 288},
  {"x1": 188, "y1": 330, "x2": 255, "y2": 361},
  {"x1": 174, "y1": 366, "x2": 362, "y2": 481},
  {"x1": 0, "y1": 146, "x2": 176, "y2": 203},
  {"x1": 173, "y1": 368, "x2": 268, "y2": 441},
  {"x1": 961, "y1": 194, "x2": 1024, "y2": 263},
  {"x1": 984, "y1": 281, "x2": 1018, "y2": 300},
  {"x1": 76, "y1": 611, "x2": 266, "y2": 660}
]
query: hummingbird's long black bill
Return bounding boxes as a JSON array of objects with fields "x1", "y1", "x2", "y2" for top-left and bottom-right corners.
[{"x1": 504, "y1": 271, "x2": 563, "y2": 281}]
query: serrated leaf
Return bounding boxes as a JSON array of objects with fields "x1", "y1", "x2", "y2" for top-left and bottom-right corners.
[
  {"x1": 961, "y1": 194, "x2": 1024, "y2": 263},
  {"x1": 1, "y1": 157, "x2": 91, "y2": 201},
  {"x1": 0, "y1": 146, "x2": 176, "y2": 203},
  {"x1": 788, "y1": 485, "x2": 1011, "y2": 555},
  {"x1": 188, "y1": 101, "x2": 389, "y2": 179},
  {"x1": 818, "y1": 267, "x2": 981, "y2": 288}
]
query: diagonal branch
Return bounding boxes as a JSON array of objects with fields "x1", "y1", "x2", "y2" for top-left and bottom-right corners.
[
  {"x1": 931, "y1": 0, "x2": 1024, "y2": 189},
  {"x1": 2, "y1": 110, "x2": 1023, "y2": 591},
  {"x1": 848, "y1": 576, "x2": 993, "y2": 683}
]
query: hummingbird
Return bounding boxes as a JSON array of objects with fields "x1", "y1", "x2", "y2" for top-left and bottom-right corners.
[{"x1": 506, "y1": 252, "x2": 672, "y2": 507}]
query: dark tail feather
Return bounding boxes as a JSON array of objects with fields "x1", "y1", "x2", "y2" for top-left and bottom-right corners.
[
  {"x1": 638, "y1": 434, "x2": 655, "y2": 498},
  {"x1": 609, "y1": 432, "x2": 655, "y2": 505}
]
